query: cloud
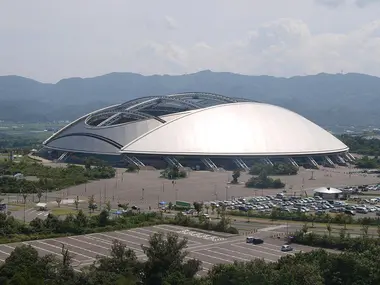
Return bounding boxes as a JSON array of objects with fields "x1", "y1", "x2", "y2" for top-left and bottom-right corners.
[
  {"x1": 355, "y1": 0, "x2": 380, "y2": 8},
  {"x1": 314, "y1": 0, "x2": 346, "y2": 7},
  {"x1": 315, "y1": 0, "x2": 380, "y2": 8},
  {"x1": 164, "y1": 16, "x2": 177, "y2": 30},
  {"x1": 137, "y1": 18, "x2": 380, "y2": 77}
]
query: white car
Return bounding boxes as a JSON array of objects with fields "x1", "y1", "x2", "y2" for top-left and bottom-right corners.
[{"x1": 281, "y1": 245, "x2": 293, "y2": 252}]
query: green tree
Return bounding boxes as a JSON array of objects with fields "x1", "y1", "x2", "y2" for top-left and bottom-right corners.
[
  {"x1": 105, "y1": 200, "x2": 112, "y2": 212},
  {"x1": 193, "y1": 202, "x2": 203, "y2": 216},
  {"x1": 55, "y1": 197, "x2": 62, "y2": 208},
  {"x1": 302, "y1": 222, "x2": 309, "y2": 234},
  {"x1": 167, "y1": 202, "x2": 173, "y2": 213},
  {"x1": 361, "y1": 224, "x2": 369, "y2": 238},
  {"x1": 87, "y1": 239, "x2": 138, "y2": 285},
  {"x1": 36, "y1": 189, "x2": 43, "y2": 203},
  {"x1": 88, "y1": 195, "x2": 96, "y2": 213},
  {"x1": 141, "y1": 232, "x2": 201, "y2": 285},
  {"x1": 74, "y1": 196, "x2": 79, "y2": 211},
  {"x1": 326, "y1": 223, "x2": 332, "y2": 238},
  {"x1": 231, "y1": 170, "x2": 240, "y2": 184}
]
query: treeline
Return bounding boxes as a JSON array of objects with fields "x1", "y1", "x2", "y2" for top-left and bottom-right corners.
[
  {"x1": 339, "y1": 134, "x2": 380, "y2": 156},
  {"x1": 293, "y1": 230, "x2": 380, "y2": 252},
  {"x1": 249, "y1": 163, "x2": 298, "y2": 175},
  {"x1": 229, "y1": 207, "x2": 380, "y2": 227},
  {"x1": 0, "y1": 133, "x2": 43, "y2": 149},
  {"x1": 355, "y1": 156, "x2": 380, "y2": 169},
  {"x1": 0, "y1": 209, "x2": 160, "y2": 243},
  {"x1": 0, "y1": 160, "x2": 115, "y2": 193},
  {"x1": 2, "y1": 231, "x2": 380, "y2": 284},
  {"x1": 245, "y1": 171, "x2": 285, "y2": 189}
]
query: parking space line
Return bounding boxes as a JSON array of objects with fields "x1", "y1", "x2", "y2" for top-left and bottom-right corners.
[
  {"x1": 36, "y1": 240, "x2": 98, "y2": 259},
  {"x1": 190, "y1": 250, "x2": 231, "y2": 263},
  {"x1": 114, "y1": 230, "x2": 150, "y2": 242},
  {"x1": 187, "y1": 236, "x2": 243, "y2": 251},
  {"x1": 22, "y1": 242, "x2": 78, "y2": 261},
  {"x1": 231, "y1": 243, "x2": 284, "y2": 259},
  {"x1": 216, "y1": 247, "x2": 275, "y2": 262},
  {"x1": 203, "y1": 249, "x2": 249, "y2": 262},
  {"x1": 91, "y1": 233, "x2": 144, "y2": 253},
  {"x1": 50, "y1": 239, "x2": 107, "y2": 257},
  {"x1": 67, "y1": 236, "x2": 111, "y2": 251},
  {"x1": 185, "y1": 256, "x2": 214, "y2": 267},
  {"x1": 253, "y1": 244, "x2": 294, "y2": 256},
  {"x1": 127, "y1": 229, "x2": 151, "y2": 237},
  {"x1": 137, "y1": 227, "x2": 201, "y2": 245},
  {"x1": 154, "y1": 225, "x2": 221, "y2": 243},
  {"x1": 0, "y1": 249, "x2": 10, "y2": 256},
  {"x1": 2, "y1": 245, "x2": 15, "y2": 251},
  {"x1": 82, "y1": 235, "x2": 113, "y2": 246}
]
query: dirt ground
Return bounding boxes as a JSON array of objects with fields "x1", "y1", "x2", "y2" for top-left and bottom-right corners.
[{"x1": 51, "y1": 165, "x2": 380, "y2": 210}]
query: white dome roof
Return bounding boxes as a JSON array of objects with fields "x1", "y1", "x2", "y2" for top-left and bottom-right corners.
[
  {"x1": 121, "y1": 102, "x2": 348, "y2": 156},
  {"x1": 313, "y1": 187, "x2": 342, "y2": 194}
]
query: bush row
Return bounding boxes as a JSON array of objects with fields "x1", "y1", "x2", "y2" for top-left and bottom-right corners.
[
  {"x1": 292, "y1": 231, "x2": 380, "y2": 252},
  {"x1": 228, "y1": 208, "x2": 380, "y2": 226}
]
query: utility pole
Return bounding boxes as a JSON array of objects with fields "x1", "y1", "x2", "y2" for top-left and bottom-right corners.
[{"x1": 99, "y1": 187, "x2": 102, "y2": 210}]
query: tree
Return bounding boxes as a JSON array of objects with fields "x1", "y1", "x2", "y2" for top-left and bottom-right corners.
[
  {"x1": 361, "y1": 224, "x2": 369, "y2": 238},
  {"x1": 204, "y1": 204, "x2": 210, "y2": 214},
  {"x1": 36, "y1": 189, "x2": 43, "y2": 203},
  {"x1": 216, "y1": 207, "x2": 221, "y2": 219},
  {"x1": 22, "y1": 192, "x2": 28, "y2": 204},
  {"x1": 231, "y1": 170, "x2": 240, "y2": 184},
  {"x1": 105, "y1": 200, "x2": 112, "y2": 212},
  {"x1": 88, "y1": 195, "x2": 96, "y2": 213},
  {"x1": 168, "y1": 202, "x2": 173, "y2": 213},
  {"x1": 87, "y1": 239, "x2": 138, "y2": 284},
  {"x1": 211, "y1": 204, "x2": 216, "y2": 214},
  {"x1": 55, "y1": 197, "x2": 62, "y2": 208},
  {"x1": 98, "y1": 210, "x2": 109, "y2": 227},
  {"x1": 326, "y1": 223, "x2": 332, "y2": 237},
  {"x1": 141, "y1": 232, "x2": 201, "y2": 285},
  {"x1": 247, "y1": 210, "x2": 253, "y2": 223},
  {"x1": 302, "y1": 222, "x2": 309, "y2": 234},
  {"x1": 193, "y1": 202, "x2": 203, "y2": 216},
  {"x1": 74, "y1": 197, "x2": 79, "y2": 211}
]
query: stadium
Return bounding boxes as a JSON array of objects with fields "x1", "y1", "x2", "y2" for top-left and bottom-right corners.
[{"x1": 41, "y1": 92, "x2": 353, "y2": 170}]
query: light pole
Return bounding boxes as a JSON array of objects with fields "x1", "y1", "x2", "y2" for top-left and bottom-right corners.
[
  {"x1": 175, "y1": 189, "x2": 179, "y2": 201},
  {"x1": 141, "y1": 188, "x2": 145, "y2": 200}
]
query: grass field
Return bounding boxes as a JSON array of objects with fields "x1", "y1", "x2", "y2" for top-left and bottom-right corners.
[{"x1": 51, "y1": 207, "x2": 79, "y2": 216}]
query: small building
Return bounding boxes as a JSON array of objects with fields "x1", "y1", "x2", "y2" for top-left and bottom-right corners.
[{"x1": 313, "y1": 187, "x2": 342, "y2": 200}]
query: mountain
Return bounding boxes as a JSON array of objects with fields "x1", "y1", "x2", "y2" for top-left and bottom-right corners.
[{"x1": 0, "y1": 71, "x2": 380, "y2": 127}]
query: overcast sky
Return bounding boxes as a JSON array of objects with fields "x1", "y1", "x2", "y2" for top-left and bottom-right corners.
[{"x1": 1, "y1": 0, "x2": 380, "y2": 82}]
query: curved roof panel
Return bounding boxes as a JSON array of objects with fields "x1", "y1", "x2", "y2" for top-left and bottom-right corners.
[{"x1": 121, "y1": 102, "x2": 348, "y2": 156}]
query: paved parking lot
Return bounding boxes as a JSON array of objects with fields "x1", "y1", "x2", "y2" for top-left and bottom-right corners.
[{"x1": 0, "y1": 224, "x2": 316, "y2": 275}]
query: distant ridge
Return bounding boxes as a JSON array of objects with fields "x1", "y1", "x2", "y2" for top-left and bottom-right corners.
[{"x1": 0, "y1": 71, "x2": 379, "y2": 127}]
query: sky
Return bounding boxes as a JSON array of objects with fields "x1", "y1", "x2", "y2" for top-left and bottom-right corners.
[{"x1": 1, "y1": 0, "x2": 380, "y2": 83}]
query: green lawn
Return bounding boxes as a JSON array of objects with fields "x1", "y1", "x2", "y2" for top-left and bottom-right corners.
[{"x1": 51, "y1": 207, "x2": 79, "y2": 216}]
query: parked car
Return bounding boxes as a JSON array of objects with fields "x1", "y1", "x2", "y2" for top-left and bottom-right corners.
[
  {"x1": 246, "y1": 237, "x2": 264, "y2": 244},
  {"x1": 344, "y1": 210, "x2": 356, "y2": 216},
  {"x1": 281, "y1": 244, "x2": 293, "y2": 252}
]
